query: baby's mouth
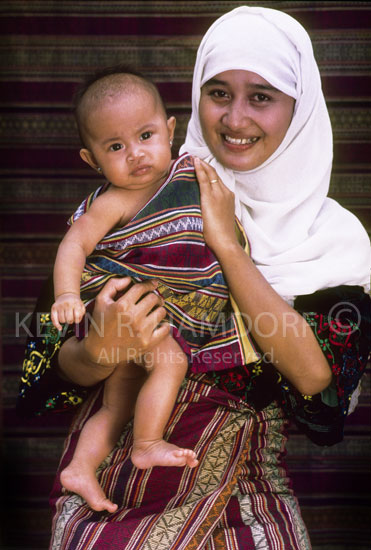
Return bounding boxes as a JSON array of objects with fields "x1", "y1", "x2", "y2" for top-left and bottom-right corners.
[{"x1": 223, "y1": 134, "x2": 260, "y2": 145}]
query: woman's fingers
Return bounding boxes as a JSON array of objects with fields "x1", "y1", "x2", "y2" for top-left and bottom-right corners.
[
  {"x1": 96, "y1": 277, "x2": 161, "y2": 321},
  {"x1": 141, "y1": 301, "x2": 168, "y2": 331},
  {"x1": 118, "y1": 278, "x2": 159, "y2": 307},
  {"x1": 194, "y1": 157, "x2": 215, "y2": 191},
  {"x1": 195, "y1": 156, "x2": 216, "y2": 175},
  {"x1": 127, "y1": 291, "x2": 168, "y2": 349},
  {"x1": 90, "y1": 278, "x2": 168, "y2": 362},
  {"x1": 150, "y1": 321, "x2": 171, "y2": 348},
  {"x1": 134, "y1": 307, "x2": 170, "y2": 351},
  {"x1": 194, "y1": 157, "x2": 222, "y2": 184},
  {"x1": 97, "y1": 276, "x2": 155, "y2": 306},
  {"x1": 194, "y1": 156, "x2": 237, "y2": 253},
  {"x1": 97, "y1": 276, "x2": 133, "y2": 303},
  {"x1": 194, "y1": 157, "x2": 233, "y2": 203}
]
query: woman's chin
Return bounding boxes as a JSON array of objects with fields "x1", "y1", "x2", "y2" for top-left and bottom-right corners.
[
  {"x1": 210, "y1": 142, "x2": 265, "y2": 172},
  {"x1": 216, "y1": 152, "x2": 260, "y2": 172}
]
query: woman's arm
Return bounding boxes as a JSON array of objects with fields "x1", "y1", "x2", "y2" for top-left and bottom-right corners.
[
  {"x1": 195, "y1": 157, "x2": 332, "y2": 395},
  {"x1": 17, "y1": 276, "x2": 170, "y2": 417}
]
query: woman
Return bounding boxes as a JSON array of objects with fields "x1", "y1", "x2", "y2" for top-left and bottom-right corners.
[{"x1": 18, "y1": 6, "x2": 370, "y2": 549}]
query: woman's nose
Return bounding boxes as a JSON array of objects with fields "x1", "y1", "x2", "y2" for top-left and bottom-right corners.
[{"x1": 222, "y1": 99, "x2": 253, "y2": 131}]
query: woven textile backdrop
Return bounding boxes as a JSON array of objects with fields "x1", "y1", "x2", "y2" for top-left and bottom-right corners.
[{"x1": 1, "y1": 1, "x2": 370, "y2": 549}]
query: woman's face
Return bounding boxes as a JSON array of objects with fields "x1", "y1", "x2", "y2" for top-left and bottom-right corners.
[{"x1": 199, "y1": 70, "x2": 295, "y2": 171}]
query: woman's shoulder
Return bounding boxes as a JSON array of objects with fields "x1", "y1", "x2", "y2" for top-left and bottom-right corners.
[{"x1": 294, "y1": 285, "x2": 370, "y2": 316}]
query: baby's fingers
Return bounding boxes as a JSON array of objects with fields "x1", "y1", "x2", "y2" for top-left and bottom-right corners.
[
  {"x1": 73, "y1": 302, "x2": 86, "y2": 325},
  {"x1": 63, "y1": 304, "x2": 77, "y2": 325},
  {"x1": 51, "y1": 305, "x2": 64, "y2": 331}
]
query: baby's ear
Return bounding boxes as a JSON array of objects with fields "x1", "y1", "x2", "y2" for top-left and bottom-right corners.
[
  {"x1": 167, "y1": 116, "x2": 176, "y2": 141},
  {"x1": 80, "y1": 148, "x2": 100, "y2": 172}
]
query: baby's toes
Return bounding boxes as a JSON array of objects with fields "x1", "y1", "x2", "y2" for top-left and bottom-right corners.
[
  {"x1": 173, "y1": 449, "x2": 186, "y2": 457},
  {"x1": 184, "y1": 449, "x2": 196, "y2": 458}
]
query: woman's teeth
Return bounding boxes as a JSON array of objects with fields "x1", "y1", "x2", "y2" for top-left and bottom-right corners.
[{"x1": 224, "y1": 135, "x2": 259, "y2": 145}]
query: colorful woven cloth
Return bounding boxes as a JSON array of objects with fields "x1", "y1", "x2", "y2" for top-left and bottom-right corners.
[
  {"x1": 17, "y1": 278, "x2": 370, "y2": 548},
  {"x1": 49, "y1": 380, "x2": 311, "y2": 550},
  {"x1": 70, "y1": 153, "x2": 259, "y2": 372}
]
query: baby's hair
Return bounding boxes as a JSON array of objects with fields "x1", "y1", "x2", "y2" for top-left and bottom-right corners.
[{"x1": 73, "y1": 64, "x2": 166, "y2": 147}]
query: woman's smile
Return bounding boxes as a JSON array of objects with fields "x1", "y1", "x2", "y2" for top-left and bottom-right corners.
[
  {"x1": 199, "y1": 70, "x2": 295, "y2": 171},
  {"x1": 223, "y1": 134, "x2": 260, "y2": 147},
  {"x1": 222, "y1": 134, "x2": 259, "y2": 145}
]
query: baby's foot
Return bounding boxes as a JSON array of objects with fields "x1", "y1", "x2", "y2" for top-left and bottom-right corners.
[
  {"x1": 60, "y1": 461, "x2": 117, "y2": 513},
  {"x1": 132, "y1": 439, "x2": 199, "y2": 469}
]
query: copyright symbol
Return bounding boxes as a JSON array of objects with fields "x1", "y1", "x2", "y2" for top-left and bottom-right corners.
[{"x1": 328, "y1": 301, "x2": 361, "y2": 335}]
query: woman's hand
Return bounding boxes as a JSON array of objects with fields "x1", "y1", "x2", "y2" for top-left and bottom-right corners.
[
  {"x1": 58, "y1": 277, "x2": 170, "y2": 386},
  {"x1": 195, "y1": 159, "x2": 331, "y2": 395},
  {"x1": 86, "y1": 277, "x2": 169, "y2": 365},
  {"x1": 194, "y1": 157, "x2": 239, "y2": 255}
]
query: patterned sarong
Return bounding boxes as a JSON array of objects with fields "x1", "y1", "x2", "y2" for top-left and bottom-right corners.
[
  {"x1": 50, "y1": 377, "x2": 311, "y2": 550},
  {"x1": 71, "y1": 154, "x2": 259, "y2": 372}
]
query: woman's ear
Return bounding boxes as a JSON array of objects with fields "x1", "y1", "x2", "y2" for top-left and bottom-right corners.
[
  {"x1": 79, "y1": 148, "x2": 100, "y2": 172},
  {"x1": 167, "y1": 116, "x2": 176, "y2": 143}
]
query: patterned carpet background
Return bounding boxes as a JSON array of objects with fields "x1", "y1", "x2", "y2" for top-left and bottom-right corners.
[{"x1": 1, "y1": 1, "x2": 370, "y2": 549}]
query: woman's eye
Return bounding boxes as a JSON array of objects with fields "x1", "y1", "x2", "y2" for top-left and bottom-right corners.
[
  {"x1": 109, "y1": 143, "x2": 123, "y2": 152},
  {"x1": 253, "y1": 93, "x2": 270, "y2": 102},
  {"x1": 140, "y1": 131, "x2": 152, "y2": 141},
  {"x1": 209, "y1": 89, "x2": 229, "y2": 99}
]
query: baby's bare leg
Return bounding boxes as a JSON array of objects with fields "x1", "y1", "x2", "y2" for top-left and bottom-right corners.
[
  {"x1": 60, "y1": 362, "x2": 146, "y2": 512},
  {"x1": 131, "y1": 335, "x2": 198, "y2": 469}
]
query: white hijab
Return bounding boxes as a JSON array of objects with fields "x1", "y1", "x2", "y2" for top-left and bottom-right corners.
[{"x1": 180, "y1": 6, "x2": 370, "y2": 298}]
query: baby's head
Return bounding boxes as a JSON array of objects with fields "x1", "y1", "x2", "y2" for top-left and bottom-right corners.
[{"x1": 73, "y1": 64, "x2": 176, "y2": 190}]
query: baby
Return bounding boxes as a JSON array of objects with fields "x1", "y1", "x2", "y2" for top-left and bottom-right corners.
[
  {"x1": 52, "y1": 65, "x2": 257, "y2": 514},
  {"x1": 52, "y1": 67, "x2": 197, "y2": 513}
]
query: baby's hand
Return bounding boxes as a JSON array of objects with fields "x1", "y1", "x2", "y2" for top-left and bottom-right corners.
[{"x1": 51, "y1": 293, "x2": 86, "y2": 331}]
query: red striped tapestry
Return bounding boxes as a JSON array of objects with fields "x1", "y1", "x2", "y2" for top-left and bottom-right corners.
[{"x1": 1, "y1": 2, "x2": 370, "y2": 549}]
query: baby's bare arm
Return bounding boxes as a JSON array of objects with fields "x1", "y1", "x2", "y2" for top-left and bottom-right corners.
[{"x1": 52, "y1": 192, "x2": 126, "y2": 329}]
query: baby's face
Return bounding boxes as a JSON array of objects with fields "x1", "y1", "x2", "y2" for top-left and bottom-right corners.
[{"x1": 83, "y1": 89, "x2": 175, "y2": 192}]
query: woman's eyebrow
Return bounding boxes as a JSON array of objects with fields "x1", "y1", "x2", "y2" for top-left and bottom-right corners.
[
  {"x1": 202, "y1": 78, "x2": 280, "y2": 93},
  {"x1": 202, "y1": 78, "x2": 228, "y2": 87},
  {"x1": 252, "y1": 83, "x2": 280, "y2": 92}
]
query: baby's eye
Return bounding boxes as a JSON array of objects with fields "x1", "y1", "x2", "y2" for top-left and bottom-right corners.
[
  {"x1": 109, "y1": 143, "x2": 123, "y2": 152},
  {"x1": 140, "y1": 131, "x2": 152, "y2": 141}
]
